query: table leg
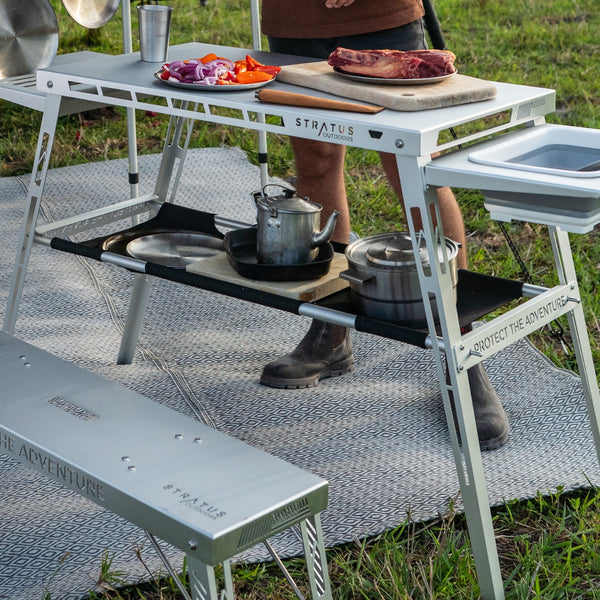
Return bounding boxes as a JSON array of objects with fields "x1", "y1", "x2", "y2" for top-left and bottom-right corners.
[
  {"x1": 3, "y1": 94, "x2": 62, "y2": 335},
  {"x1": 548, "y1": 226, "x2": 600, "y2": 460},
  {"x1": 395, "y1": 154, "x2": 505, "y2": 600},
  {"x1": 117, "y1": 110, "x2": 195, "y2": 362},
  {"x1": 117, "y1": 273, "x2": 153, "y2": 364},
  {"x1": 187, "y1": 555, "x2": 234, "y2": 600},
  {"x1": 155, "y1": 103, "x2": 195, "y2": 203}
]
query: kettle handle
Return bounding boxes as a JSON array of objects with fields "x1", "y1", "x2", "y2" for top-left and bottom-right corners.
[
  {"x1": 253, "y1": 184, "x2": 297, "y2": 217},
  {"x1": 262, "y1": 183, "x2": 296, "y2": 198}
]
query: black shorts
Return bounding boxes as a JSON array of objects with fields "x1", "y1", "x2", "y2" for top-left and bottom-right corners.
[{"x1": 268, "y1": 19, "x2": 427, "y2": 60}]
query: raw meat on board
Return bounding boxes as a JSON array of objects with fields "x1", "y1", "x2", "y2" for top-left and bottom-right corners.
[{"x1": 327, "y1": 47, "x2": 456, "y2": 79}]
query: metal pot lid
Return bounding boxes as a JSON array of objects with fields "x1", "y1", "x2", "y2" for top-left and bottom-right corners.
[
  {"x1": 62, "y1": 0, "x2": 120, "y2": 29},
  {"x1": 347, "y1": 232, "x2": 458, "y2": 269},
  {"x1": 0, "y1": 0, "x2": 59, "y2": 79},
  {"x1": 257, "y1": 195, "x2": 321, "y2": 215},
  {"x1": 365, "y1": 234, "x2": 428, "y2": 267}
]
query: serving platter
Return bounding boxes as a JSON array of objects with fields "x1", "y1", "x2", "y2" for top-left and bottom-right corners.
[
  {"x1": 332, "y1": 67, "x2": 456, "y2": 86},
  {"x1": 154, "y1": 70, "x2": 275, "y2": 91}
]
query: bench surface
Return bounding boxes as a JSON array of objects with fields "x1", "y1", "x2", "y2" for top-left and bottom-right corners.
[{"x1": 0, "y1": 333, "x2": 328, "y2": 565}]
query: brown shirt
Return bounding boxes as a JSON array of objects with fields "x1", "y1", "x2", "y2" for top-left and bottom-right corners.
[{"x1": 261, "y1": 1, "x2": 425, "y2": 39}]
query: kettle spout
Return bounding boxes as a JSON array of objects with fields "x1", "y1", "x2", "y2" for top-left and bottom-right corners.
[{"x1": 311, "y1": 210, "x2": 340, "y2": 248}]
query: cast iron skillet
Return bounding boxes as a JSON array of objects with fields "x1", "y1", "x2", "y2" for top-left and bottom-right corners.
[{"x1": 224, "y1": 227, "x2": 333, "y2": 282}]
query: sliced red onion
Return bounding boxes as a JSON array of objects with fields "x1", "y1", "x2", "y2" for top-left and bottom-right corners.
[{"x1": 162, "y1": 57, "x2": 237, "y2": 85}]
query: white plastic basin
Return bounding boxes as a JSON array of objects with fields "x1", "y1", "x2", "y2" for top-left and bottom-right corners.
[{"x1": 469, "y1": 125, "x2": 600, "y2": 178}]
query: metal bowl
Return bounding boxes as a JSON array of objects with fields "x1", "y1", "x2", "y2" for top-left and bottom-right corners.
[
  {"x1": 0, "y1": 0, "x2": 59, "y2": 79},
  {"x1": 62, "y1": 0, "x2": 121, "y2": 29}
]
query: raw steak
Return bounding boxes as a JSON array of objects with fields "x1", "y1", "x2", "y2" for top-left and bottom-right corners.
[{"x1": 327, "y1": 47, "x2": 457, "y2": 79}]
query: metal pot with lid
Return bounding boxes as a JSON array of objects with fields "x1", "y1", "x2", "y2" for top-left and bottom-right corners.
[
  {"x1": 253, "y1": 185, "x2": 340, "y2": 265},
  {"x1": 340, "y1": 231, "x2": 460, "y2": 326}
]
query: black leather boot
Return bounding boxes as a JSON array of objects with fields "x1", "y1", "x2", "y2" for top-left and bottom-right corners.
[
  {"x1": 260, "y1": 320, "x2": 354, "y2": 389},
  {"x1": 448, "y1": 361, "x2": 509, "y2": 451}
]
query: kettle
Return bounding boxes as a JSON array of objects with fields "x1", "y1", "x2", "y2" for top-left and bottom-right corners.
[{"x1": 253, "y1": 185, "x2": 340, "y2": 265}]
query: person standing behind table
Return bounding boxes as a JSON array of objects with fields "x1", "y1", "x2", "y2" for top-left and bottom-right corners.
[{"x1": 259, "y1": 0, "x2": 509, "y2": 451}]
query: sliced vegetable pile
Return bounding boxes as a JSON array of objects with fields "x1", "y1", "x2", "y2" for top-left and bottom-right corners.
[{"x1": 159, "y1": 53, "x2": 281, "y2": 86}]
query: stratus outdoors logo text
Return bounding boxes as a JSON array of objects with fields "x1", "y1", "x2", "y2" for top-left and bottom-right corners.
[{"x1": 294, "y1": 118, "x2": 354, "y2": 142}]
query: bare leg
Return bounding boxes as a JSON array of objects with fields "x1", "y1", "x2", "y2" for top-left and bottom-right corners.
[
  {"x1": 291, "y1": 137, "x2": 350, "y2": 244},
  {"x1": 379, "y1": 152, "x2": 467, "y2": 270}
]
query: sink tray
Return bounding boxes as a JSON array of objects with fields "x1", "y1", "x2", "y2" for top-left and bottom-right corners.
[{"x1": 469, "y1": 124, "x2": 600, "y2": 178}]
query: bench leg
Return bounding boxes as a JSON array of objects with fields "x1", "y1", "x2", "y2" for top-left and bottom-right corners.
[
  {"x1": 187, "y1": 556, "x2": 234, "y2": 600},
  {"x1": 300, "y1": 514, "x2": 332, "y2": 600},
  {"x1": 186, "y1": 514, "x2": 331, "y2": 600}
]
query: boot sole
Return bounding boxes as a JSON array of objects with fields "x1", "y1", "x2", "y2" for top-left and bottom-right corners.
[
  {"x1": 260, "y1": 358, "x2": 354, "y2": 389},
  {"x1": 478, "y1": 425, "x2": 510, "y2": 452}
]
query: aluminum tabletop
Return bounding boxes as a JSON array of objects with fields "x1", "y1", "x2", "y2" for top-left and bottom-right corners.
[{"x1": 36, "y1": 42, "x2": 556, "y2": 157}]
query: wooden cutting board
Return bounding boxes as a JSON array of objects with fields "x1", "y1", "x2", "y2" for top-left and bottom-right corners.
[
  {"x1": 277, "y1": 61, "x2": 497, "y2": 112},
  {"x1": 186, "y1": 251, "x2": 349, "y2": 301}
]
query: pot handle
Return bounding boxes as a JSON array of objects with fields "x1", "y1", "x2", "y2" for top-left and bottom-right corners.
[{"x1": 339, "y1": 270, "x2": 374, "y2": 285}]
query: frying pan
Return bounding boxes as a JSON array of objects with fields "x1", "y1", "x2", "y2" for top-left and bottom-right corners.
[
  {"x1": 62, "y1": 0, "x2": 121, "y2": 29},
  {"x1": 0, "y1": 0, "x2": 59, "y2": 79}
]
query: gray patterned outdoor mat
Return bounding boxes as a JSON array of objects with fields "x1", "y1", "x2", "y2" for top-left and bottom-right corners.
[{"x1": 1, "y1": 147, "x2": 599, "y2": 600}]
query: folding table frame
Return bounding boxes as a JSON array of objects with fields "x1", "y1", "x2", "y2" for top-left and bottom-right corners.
[
  {"x1": 0, "y1": 0, "x2": 139, "y2": 334},
  {"x1": 13, "y1": 41, "x2": 600, "y2": 600}
]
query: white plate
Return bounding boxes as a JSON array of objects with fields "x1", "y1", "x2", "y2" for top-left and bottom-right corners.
[
  {"x1": 154, "y1": 70, "x2": 275, "y2": 91},
  {"x1": 332, "y1": 67, "x2": 456, "y2": 86}
]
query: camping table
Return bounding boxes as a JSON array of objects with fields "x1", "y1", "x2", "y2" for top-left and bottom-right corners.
[{"x1": 7, "y1": 42, "x2": 600, "y2": 599}]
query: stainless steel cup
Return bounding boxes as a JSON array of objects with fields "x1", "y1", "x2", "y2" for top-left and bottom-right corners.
[{"x1": 137, "y1": 5, "x2": 173, "y2": 63}]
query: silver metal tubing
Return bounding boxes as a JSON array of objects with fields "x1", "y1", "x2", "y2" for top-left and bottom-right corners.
[
  {"x1": 146, "y1": 533, "x2": 193, "y2": 600},
  {"x1": 299, "y1": 302, "x2": 444, "y2": 352},
  {"x1": 427, "y1": 335, "x2": 445, "y2": 352},
  {"x1": 263, "y1": 539, "x2": 307, "y2": 600},
  {"x1": 521, "y1": 282, "x2": 550, "y2": 297},
  {"x1": 33, "y1": 233, "x2": 52, "y2": 246},
  {"x1": 298, "y1": 303, "x2": 356, "y2": 328},
  {"x1": 121, "y1": 0, "x2": 132, "y2": 54},
  {"x1": 117, "y1": 273, "x2": 153, "y2": 364},
  {"x1": 100, "y1": 252, "x2": 147, "y2": 272}
]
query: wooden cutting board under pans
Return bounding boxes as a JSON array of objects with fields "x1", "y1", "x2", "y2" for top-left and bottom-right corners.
[
  {"x1": 186, "y1": 251, "x2": 349, "y2": 302},
  {"x1": 277, "y1": 61, "x2": 497, "y2": 111}
]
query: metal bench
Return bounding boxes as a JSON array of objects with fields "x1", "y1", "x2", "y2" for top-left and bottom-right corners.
[{"x1": 0, "y1": 332, "x2": 332, "y2": 600}]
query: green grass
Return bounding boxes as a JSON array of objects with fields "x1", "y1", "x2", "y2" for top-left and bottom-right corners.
[
  {"x1": 4, "y1": 0, "x2": 600, "y2": 598},
  {"x1": 74, "y1": 487, "x2": 600, "y2": 600}
]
